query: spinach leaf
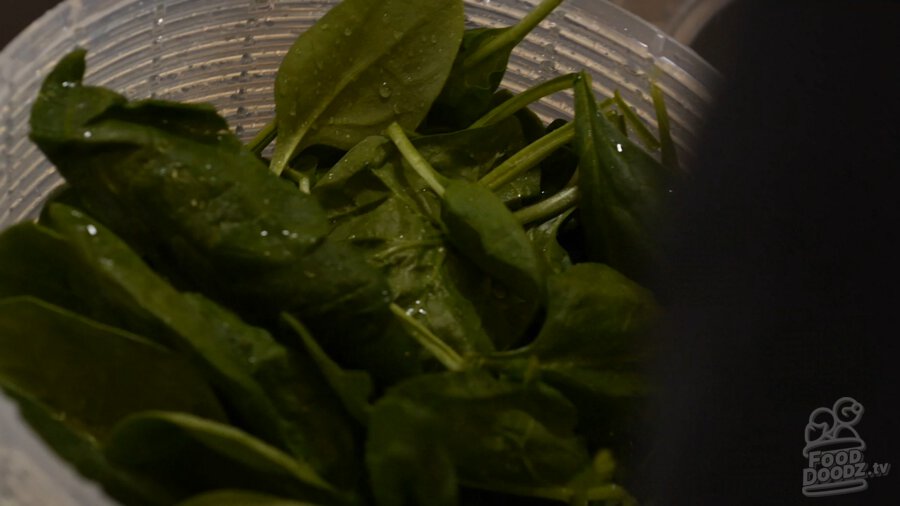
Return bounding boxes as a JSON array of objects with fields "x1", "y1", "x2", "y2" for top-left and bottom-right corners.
[
  {"x1": 0, "y1": 297, "x2": 227, "y2": 438},
  {"x1": 104, "y1": 412, "x2": 345, "y2": 505},
  {"x1": 329, "y1": 194, "x2": 496, "y2": 368},
  {"x1": 366, "y1": 397, "x2": 458, "y2": 506},
  {"x1": 282, "y1": 314, "x2": 374, "y2": 425},
  {"x1": 367, "y1": 370, "x2": 600, "y2": 503},
  {"x1": 0, "y1": 223, "x2": 101, "y2": 317},
  {"x1": 324, "y1": 151, "x2": 537, "y2": 363},
  {"x1": 36, "y1": 183, "x2": 85, "y2": 224},
  {"x1": 494, "y1": 167, "x2": 542, "y2": 209},
  {"x1": 0, "y1": 384, "x2": 173, "y2": 506},
  {"x1": 30, "y1": 50, "x2": 391, "y2": 349},
  {"x1": 406, "y1": 115, "x2": 540, "y2": 208},
  {"x1": 412, "y1": 117, "x2": 526, "y2": 184},
  {"x1": 0, "y1": 222, "x2": 184, "y2": 347},
  {"x1": 440, "y1": 179, "x2": 546, "y2": 301},
  {"x1": 492, "y1": 89, "x2": 548, "y2": 144},
  {"x1": 427, "y1": 0, "x2": 563, "y2": 128},
  {"x1": 0, "y1": 296, "x2": 225, "y2": 505},
  {"x1": 317, "y1": 117, "x2": 526, "y2": 230},
  {"x1": 178, "y1": 490, "x2": 323, "y2": 506},
  {"x1": 651, "y1": 81, "x2": 680, "y2": 172},
  {"x1": 539, "y1": 119, "x2": 579, "y2": 197},
  {"x1": 386, "y1": 124, "x2": 546, "y2": 303},
  {"x1": 436, "y1": 246, "x2": 538, "y2": 352},
  {"x1": 313, "y1": 136, "x2": 394, "y2": 219},
  {"x1": 270, "y1": 0, "x2": 465, "y2": 175},
  {"x1": 470, "y1": 74, "x2": 575, "y2": 132},
  {"x1": 612, "y1": 90, "x2": 661, "y2": 153},
  {"x1": 426, "y1": 29, "x2": 509, "y2": 129},
  {"x1": 573, "y1": 73, "x2": 677, "y2": 285},
  {"x1": 340, "y1": 116, "x2": 526, "y2": 212},
  {"x1": 45, "y1": 205, "x2": 359, "y2": 487},
  {"x1": 366, "y1": 125, "x2": 544, "y2": 350},
  {"x1": 486, "y1": 263, "x2": 660, "y2": 399}
]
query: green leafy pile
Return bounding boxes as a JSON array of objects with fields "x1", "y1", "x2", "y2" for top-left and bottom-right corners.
[{"x1": 0, "y1": 0, "x2": 685, "y2": 505}]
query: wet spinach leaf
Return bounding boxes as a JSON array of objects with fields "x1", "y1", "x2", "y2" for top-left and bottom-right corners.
[
  {"x1": 367, "y1": 370, "x2": 604, "y2": 503},
  {"x1": 386, "y1": 125, "x2": 546, "y2": 304},
  {"x1": 0, "y1": 222, "x2": 185, "y2": 347},
  {"x1": 0, "y1": 384, "x2": 173, "y2": 506},
  {"x1": 270, "y1": 0, "x2": 465, "y2": 174},
  {"x1": 104, "y1": 412, "x2": 345, "y2": 505},
  {"x1": 313, "y1": 136, "x2": 394, "y2": 219},
  {"x1": 328, "y1": 143, "x2": 543, "y2": 355},
  {"x1": 45, "y1": 205, "x2": 359, "y2": 486},
  {"x1": 486, "y1": 263, "x2": 660, "y2": 399},
  {"x1": 29, "y1": 50, "x2": 390, "y2": 349},
  {"x1": 324, "y1": 157, "x2": 536, "y2": 363},
  {"x1": 366, "y1": 396, "x2": 458, "y2": 506},
  {"x1": 441, "y1": 179, "x2": 546, "y2": 302},
  {"x1": 178, "y1": 490, "x2": 323, "y2": 506},
  {"x1": 494, "y1": 89, "x2": 548, "y2": 144},
  {"x1": 282, "y1": 314, "x2": 374, "y2": 425},
  {"x1": 412, "y1": 117, "x2": 526, "y2": 184},
  {"x1": 330, "y1": 195, "x2": 495, "y2": 361},
  {"x1": 398, "y1": 111, "x2": 541, "y2": 209},
  {"x1": 428, "y1": 0, "x2": 563, "y2": 128},
  {"x1": 527, "y1": 209, "x2": 575, "y2": 276},
  {"x1": 0, "y1": 297, "x2": 227, "y2": 437},
  {"x1": 573, "y1": 73, "x2": 677, "y2": 285},
  {"x1": 0, "y1": 298, "x2": 231, "y2": 504},
  {"x1": 494, "y1": 167, "x2": 542, "y2": 209},
  {"x1": 347, "y1": 116, "x2": 527, "y2": 212}
]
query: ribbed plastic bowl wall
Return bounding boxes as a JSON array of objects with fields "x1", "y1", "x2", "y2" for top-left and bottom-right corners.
[
  {"x1": 1, "y1": 0, "x2": 718, "y2": 228},
  {"x1": 0, "y1": 0, "x2": 718, "y2": 503}
]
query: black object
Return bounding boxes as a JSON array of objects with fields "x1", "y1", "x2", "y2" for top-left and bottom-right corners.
[
  {"x1": 643, "y1": 1, "x2": 900, "y2": 505},
  {"x1": 0, "y1": 0, "x2": 60, "y2": 49}
]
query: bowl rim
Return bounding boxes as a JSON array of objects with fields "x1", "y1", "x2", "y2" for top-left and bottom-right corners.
[{"x1": 1, "y1": 0, "x2": 722, "y2": 84}]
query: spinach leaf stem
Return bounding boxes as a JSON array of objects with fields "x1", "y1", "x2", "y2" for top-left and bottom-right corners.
[
  {"x1": 514, "y1": 186, "x2": 578, "y2": 225},
  {"x1": 651, "y1": 81, "x2": 680, "y2": 172},
  {"x1": 248, "y1": 120, "x2": 278, "y2": 156},
  {"x1": 613, "y1": 90, "x2": 661, "y2": 150},
  {"x1": 389, "y1": 303, "x2": 464, "y2": 371},
  {"x1": 372, "y1": 239, "x2": 443, "y2": 262},
  {"x1": 464, "y1": 0, "x2": 565, "y2": 70},
  {"x1": 386, "y1": 123, "x2": 449, "y2": 197},
  {"x1": 470, "y1": 73, "x2": 577, "y2": 128},
  {"x1": 480, "y1": 122, "x2": 574, "y2": 190},
  {"x1": 282, "y1": 168, "x2": 311, "y2": 192}
]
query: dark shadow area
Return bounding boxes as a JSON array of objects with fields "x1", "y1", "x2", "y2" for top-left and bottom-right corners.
[
  {"x1": 690, "y1": 0, "x2": 755, "y2": 78},
  {"x1": 1, "y1": 0, "x2": 61, "y2": 49},
  {"x1": 641, "y1": 1, "x2": 900, "y2": 504}
]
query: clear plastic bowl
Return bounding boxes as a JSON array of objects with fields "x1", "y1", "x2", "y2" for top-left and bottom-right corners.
[{"x1": 0, "y1": 0, "x2": 719, "y2": 503}]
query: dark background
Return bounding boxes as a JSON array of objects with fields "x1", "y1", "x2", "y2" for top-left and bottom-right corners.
[
  {"x1": 641, "y1": 1, "x2": 900, "y2": 504},
  {"x1": 1, "y1": 0, "x2": 61, "y2": 49}
]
